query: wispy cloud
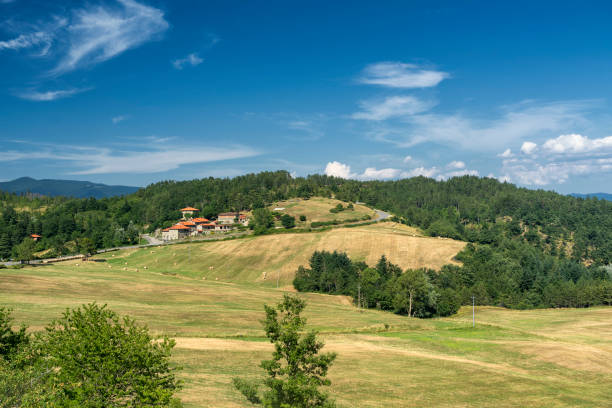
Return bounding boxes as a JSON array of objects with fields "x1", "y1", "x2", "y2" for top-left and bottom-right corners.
[
  {"x1": 0, "y1": 141, "x2": 261, "y2": 174},
  {"x1": 286, "y1": 120, "x2": 325, "y2": 141},
  {"x1": 358, "y1": 62, "x2": 449, "y2": 88},
  {"x1": 352, "y1": 96, "x2": 434, "y2": 121},
  {"x1": 172, "y1": 52, "x2": 203, "y2": 70},
  {"x1": 0, "y1": 31, "x2": 53, "y2": 52},
  {"x1": 112, "y1": 114, "x2": 129, "y2": 124},
  {"x1": 366, "y1": 100, "x2": 594, "y2": 152},
  {"x1": 1, "y1": 0, "x2": 168, "y2": 75},
  {"x1": 15, "y1": 87, "x2": 91, "y2": 101},
  {"x1": 54, "y1": 0, "x2": 168, "y2": 74}
]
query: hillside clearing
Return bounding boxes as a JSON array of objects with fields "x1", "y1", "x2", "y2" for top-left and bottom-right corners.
[
  {"x1": 269, "y1": 197, "x2": 376, "y2": 226},
  {"x1": 96, "y1": 222, "x2": 464, "y2": 286},
  {"x1": 1, "y1": 262, "x2": 611, "y2": 407}
]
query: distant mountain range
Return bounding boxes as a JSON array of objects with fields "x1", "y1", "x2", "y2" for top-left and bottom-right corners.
[
  {"x1": 570, "y1": 193, "x2": 612, "y2": 201},
  {"x1": 0, "y1": 177, "x2": 140, "y2": 199}
]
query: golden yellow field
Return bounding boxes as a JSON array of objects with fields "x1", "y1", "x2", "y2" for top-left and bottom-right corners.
[
  {"x1": 99, "y1": 222, "x2": 465, "y2": 286},
  {"x1": 269, "y1": 197, "x2": 376, "y2": 226}
]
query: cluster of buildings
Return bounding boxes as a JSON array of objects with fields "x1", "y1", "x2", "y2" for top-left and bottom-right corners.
[{"x1": 161, "y1": 207, "x2": 250, "y2": 241}]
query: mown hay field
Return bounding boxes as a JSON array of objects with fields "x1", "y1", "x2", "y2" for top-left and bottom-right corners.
[
  {"x1": 1, "y1": 258, "x2": 611, "y2": 407},
  {"x1": 96, "y1": 222, "x2": 465, "y2": 286}
]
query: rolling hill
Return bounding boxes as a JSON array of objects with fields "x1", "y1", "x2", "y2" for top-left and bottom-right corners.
[
  {"x1": 0, "y1": 177, "x2": 140, "y2": 198},
  {"x1": 2, "y1": 258, "x2": 611, "y2": 407},
  {"x1": 570, "y1": 192, "x2": 612, "y2": 201},
  {"x1": 99, "y1": 222, "x2": 466, "y2": 286}
]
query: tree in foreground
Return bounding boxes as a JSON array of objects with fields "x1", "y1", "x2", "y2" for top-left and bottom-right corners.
[
  {"x1": 1, "y1": 303, "x2": 181, "y2": 407},
  {"x1": 234, "y1": 294, "x2": 337, "y2": 407}
]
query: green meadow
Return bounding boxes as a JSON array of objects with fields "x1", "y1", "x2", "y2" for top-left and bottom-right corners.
[{"x1": 1, "y1": 258, "x2": 611, "y2": 407}]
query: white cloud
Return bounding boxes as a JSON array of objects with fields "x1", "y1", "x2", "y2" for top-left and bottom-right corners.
[
  {"x1": 358, "y1": 62, "x2": 449, "y2": 88},
  {"x1": 0, "y1": 141, "x2": 260, "y2": 174},
  {"x1": 367, "y1": 100, "x2": 593, "y2": 152},
  {"x1": 541, "y1": 133, "x2": 612, "y2": 154},
  {"x1": 499, "y1": 148, "x2": 513, "y2": 158},
  {"x1": 54, "y1": 0, "x2": 168, "y2": 74},
  {"x1": 500, "y1": 133, "x2": 612, "y2": 185},
  {"x1": 4, "y1": 0, "x2": 165, "y2": 75},
  {"x1": 402, "y1": 155, "x2": 412, "y2": 163},
  {"x1": 358, "y1": 167, "x2": 400, "y2": 180},
  {"x1": 0, "y1": 31, "x2": 53, "y2": 52},
  {"x1": 16, "y1": 87, "x2": 91, "y2": 101},
  {"x1": 400, "y1": 165, "x2": 478, "y2": 180},
  {"x1": 324, "y1": 161, "x2": 355, "y2": 179},
  {"x1": 112, "y1": 115, "x2": 128, "y2": 124},
  {"x1": 520, "y1": 141, "x2": 538, "y2": 155},
  {"x1": 352, "y1": 96, "x2": 433, "y2": 121},
  {"x1": 172, "y1": 52, "x2": 203, "y2": 70},
  {"x1": 446, "y1": 160, "x2": 465, "y2": 169},
  {"x1": 401, "y1": 166, "x2": 439, "y2": 178}
]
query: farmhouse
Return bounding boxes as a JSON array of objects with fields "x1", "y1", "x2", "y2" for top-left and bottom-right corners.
[
  {"x1": 217, "y1": 212, "x2": 250, "y2": 226},
  {"x1": 31, "y1": 234, "x2": 41, "y2": 241},
  {"x1": 217, "y1": 212, "x2": 239, "y2": 224},
  {"x1": 161, "y1": 224, "x2": 191, "y2": 241},
  {"x1": 180, "y1": 206, "x2": 199, "y2": 219},
  {"x1": 160, "y1": 207, "x2": 250, "y2": 241}
]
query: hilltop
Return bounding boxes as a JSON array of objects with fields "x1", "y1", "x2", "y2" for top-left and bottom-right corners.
[{"x1": 0, "y1": 177, "x2": 139, "y2": 199}]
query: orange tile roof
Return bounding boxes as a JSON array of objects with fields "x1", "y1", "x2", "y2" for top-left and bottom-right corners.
[
  {"x1": 170, "y1": 224, "x2": 190, "y2": 230},
  {"x1": 180, "y1": 207, "x2": 199, "y2": 211},
  {"x1": 31, "y1": 234, "x2": 41, "y2": 238},
  {"x1": 192, "y1": 217, "x2": 210, "y2": 223},
  {"x1": 180, "y1": 221, "x2": 196, "y2": 226}
]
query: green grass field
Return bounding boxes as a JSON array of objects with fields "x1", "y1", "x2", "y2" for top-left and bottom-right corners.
[{"x1": 2, "y1": 257, "x2": 611, "y2": 407}]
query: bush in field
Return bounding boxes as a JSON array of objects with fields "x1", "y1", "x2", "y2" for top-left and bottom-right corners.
[
  {"x1": 281, "y1": 214, "x2": 296, "y2": 229},
  {"x1": 0, "y1": 304, "x2": 182, "y2": 408},
  {"x1": 234, "y1": 295, "x2": 336, "y2": 407}
]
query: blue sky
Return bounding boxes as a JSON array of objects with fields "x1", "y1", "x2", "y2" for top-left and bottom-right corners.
[{"x1": 1, "y1": 0, "x2": 612, "y2": 193}]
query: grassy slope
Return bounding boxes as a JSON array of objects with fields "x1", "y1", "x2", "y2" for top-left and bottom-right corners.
[
  {"x1": 97, "y1": 222, "x2": 465, "y2": 287},
  {"x1": 1, "y1": 262, "x2": 611, "y2": 407},
  {"x1": 269, "y1": 197, "x2": 375, "y2": 226}
]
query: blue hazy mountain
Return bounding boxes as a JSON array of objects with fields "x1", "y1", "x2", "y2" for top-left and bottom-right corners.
[
  {"x1": 0, "y1": 177, "x2": 140, "y2": 199},
  {"x1": 570, "y1": 193, "x2": 612, "y2": 201}
]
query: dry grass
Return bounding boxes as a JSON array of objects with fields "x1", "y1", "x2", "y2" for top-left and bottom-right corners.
[
  {"x1": 96, "y1": 222, "x2": 465, "y2": 286},
  {"x1": 1, "y1": 261, "x2": 611, "y2": 407},
  {"x1": 270, "y1": 197, "x2": 376, "y2": 226}
]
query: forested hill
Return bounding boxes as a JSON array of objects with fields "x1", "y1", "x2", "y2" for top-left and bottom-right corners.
[
  {"x1": 570, "y1": 192, "x2": 612, "y2": 201},
  {"x1": 0, "y1": 177, "x2": 139, "y2": 199},
  {"x1": 1, "y1": 171, "x2": 612, "y2": 266}
]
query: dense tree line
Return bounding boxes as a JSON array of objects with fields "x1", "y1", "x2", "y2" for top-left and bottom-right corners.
[
  {"x1": 294, "y1": 249, "x2": 612, "y2": 317},
  {"x1": 2, "y1": 171, "x2": 612, "y2": 268}
]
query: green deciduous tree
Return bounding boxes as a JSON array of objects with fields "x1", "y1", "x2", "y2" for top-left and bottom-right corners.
[
  {"x1": 14, "y1": 237, "x2": 36, "y2": 263},
  {"x1": 4, "y1": 303, "x2": 181, "y2": 407},
  {"x1": 234, "y1": 294, "x2": 336, "y2": 408},
  {"x1": 281, "y1": 214, "x2": 296, "y2": 229}
]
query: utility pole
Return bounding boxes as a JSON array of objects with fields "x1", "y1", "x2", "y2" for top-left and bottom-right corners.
[
  {"x1": 357, "y1": 283, "x2": 361, "y2": 309},
  {"x1": 472, "y1": 295, "x2": 475, "y2": 328}
]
